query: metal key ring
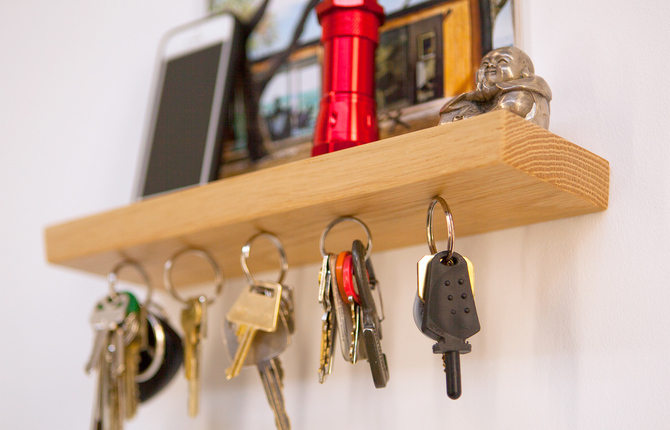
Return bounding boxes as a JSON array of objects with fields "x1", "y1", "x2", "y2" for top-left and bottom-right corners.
[
  {"x1": 427, "y1": 197, "x2": 455, "y2": 259},
  {"x1": 241, "y1": 232, "x2": 288, "y2": 285},
  {"x1": 107, "y1": 259, "x2": 153, "y2": 305},
  {"x1": 164, "y1": 247, "x2": 224, "y2": 306},
  {"x1": 135, "y1": 307, "x2": 165, "y2": 383},
  {"x1": 320, "y1": 216, "x2": 372, "y2": 260}
]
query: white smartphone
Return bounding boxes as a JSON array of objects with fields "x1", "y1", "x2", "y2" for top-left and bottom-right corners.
[{"x1": 135, "y1": 13, "x2": 241, "y2": 200}]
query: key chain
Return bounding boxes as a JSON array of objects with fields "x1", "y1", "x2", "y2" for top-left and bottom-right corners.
[
  {"x1": 109, "y1": 260, "x2": 168, "y2": 418},
  {"x1": 164, "y1": 247, "x2": 224, "y2": 417},
  {"x1": 320, "y1": 215, "x2": 373, "y2": 310},
  {"x1": 226, "y1": 232, "x2": 289, "y2": 379},
  {"x1": 318, "y1": 216, "x2": 389, "y2": 388},
  {"x1": 320, "y1": 217, "x2": 370, "y2": 365},
  {"x1": 415, "y1": 197, "x2": 480, "y2": 399},
  {"x1": 109, "y1": 261, "x2": 184, "y2": 404},
  {"x1": 87, "y1": 259, "x2": 153, "y2": 430},
  {"x1": 224, "y1": 232, "x2": 294, "y2": 430}
]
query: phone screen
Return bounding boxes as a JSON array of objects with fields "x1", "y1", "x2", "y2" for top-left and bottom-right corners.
[{"x1": 141, "y1": 42, "x2": 226, "y2": 198}]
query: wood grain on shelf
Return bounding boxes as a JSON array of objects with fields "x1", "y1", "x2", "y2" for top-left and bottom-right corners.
[{"x1": 44, "y1": 110, "x2": 609, "y2": 288}]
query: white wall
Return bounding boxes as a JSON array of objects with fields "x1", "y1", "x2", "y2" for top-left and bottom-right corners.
[{"x1": 1, "y1": 0, "x2": 669, "y2": 428}]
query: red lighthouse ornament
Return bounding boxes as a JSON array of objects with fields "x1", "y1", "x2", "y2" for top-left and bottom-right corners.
[{"x1": 312, "y1": 0, "x2": 385, "y2": 156}]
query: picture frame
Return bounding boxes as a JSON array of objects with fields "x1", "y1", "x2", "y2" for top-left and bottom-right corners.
[{"x1": 213, "y1": 0, "x2": 517, "y2": 177}]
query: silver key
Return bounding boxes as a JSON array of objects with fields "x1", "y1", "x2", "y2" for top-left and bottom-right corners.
[
  {"x1": 258, "y1": 292, "x2": 294, "y2": 430},
  {"x1": 223, "y1": 288, "x2": 294, "y2": 430},
  {"x1": 99, "y1": 347, "x2": 112, "y2": 430},
  {"x1": 111, "y1": 327, "x2": 125, "y2": 377},
  {"x1": 102, "y1": 341, "x2": 120, "y2": 430},
  {"x1": 330, "y1": 255, "x2": 352, "y2": 361},
  {"x1": 86, "y1": 295, "x2": 129, "y2": 373},
  {"x1": 86, "y1": 329, "x2": 109, "y2": 375},
  {"x1": 352, "y1": 240, "x2": 389, "y2": 388},
  {"x1": 258, "y1": 357, "x2": 290, "y2": 430},
  {"x1": 329, "y1": 256, "x2": 366, "y2": 362},
  {"x1": 222, "y1": 286, "x2": 294, "y2": 366},
  {"x1": 280, "y1": 285, "x2": 295, "y2": 335},
  {"x1": 90, "y1": 330, "x2": 108, "y2": 430},
  {"x1": 87, "y1": 294, "x2": 131, "y2": 430}
]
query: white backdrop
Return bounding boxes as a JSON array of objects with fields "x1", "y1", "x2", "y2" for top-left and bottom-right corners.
[{"x1": 1, "y1": 0, "x2": 670, "y2": 428}]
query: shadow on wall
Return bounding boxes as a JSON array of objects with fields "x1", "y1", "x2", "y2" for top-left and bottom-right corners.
[{"x1": 460, "y1": 210, "x2": 607, "y2": 425}]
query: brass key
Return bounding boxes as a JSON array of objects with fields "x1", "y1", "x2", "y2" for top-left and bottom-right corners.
[
  {"x1": 123, "y1": 336, "x2": 141, "y2": 419},
  {"x1": 164, "y1": 247, "x2": 224, "y2": 417},
  {"x1": 226, "y1": 281, "x2": 282, "y2": 379},
  {"x1": 349, "y1": 301, "x2": 361, "y2": 364},
  {"x1": 417, "y1": 254, "x2": 433, "y2": 302},
  {"x1": 182, "y1": 298, "x2": 206, "y2": 417},
  {"x1": 318, "y1": 254, "x2": 336, "y2": 383},
  {"x1": 119, "y1": 294, "x2": 141, "y2": 421},
  {"x1": 342, "y1": 252, "x2": 362, "y2": 364}
]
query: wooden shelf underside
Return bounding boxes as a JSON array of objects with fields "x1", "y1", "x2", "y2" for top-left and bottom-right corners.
[{"x1": 45, "y1": 111, "x2": 609, "y2": 287}]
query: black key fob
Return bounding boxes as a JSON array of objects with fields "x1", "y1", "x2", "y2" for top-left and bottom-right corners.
[
  {"x1": 422, "y1": 251, "x2": 480, "y2": 353},
  {"x1": 137, "y1": 310, "x2": 184, "y2": 403}
]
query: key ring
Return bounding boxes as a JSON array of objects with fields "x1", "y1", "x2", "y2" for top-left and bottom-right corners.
[
  {"x1": 164, "y1": 247, "x2": 224, "y2": 306},
  {"x1": 427, "y1": 197, "x2": 455, "y2": 260},
  {"x1": 241, "y1": 232, "x2": 288, "y2": 285},
  {"x1": 320, "y1": 216, "x2": 372, "y2": 260},
  {"x1": 107, "y1": 259, "x2": 153, "y2": 305},
  {"x1": 135, "y1": 308, "x2": 165, "y2": 383}
]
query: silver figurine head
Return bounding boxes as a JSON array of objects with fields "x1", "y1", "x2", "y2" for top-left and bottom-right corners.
[{"x1": 439, "y1": 46, "x2": 552, "y2": 129}]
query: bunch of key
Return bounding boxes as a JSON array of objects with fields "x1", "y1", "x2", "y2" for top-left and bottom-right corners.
[
  {"x1": 318, "y1": 216, "x2": 389, "y2": 388},
  {"x1": 414, "y1": 197, "x2": 480, "y2": 399},
  {"x1": 224, "y1": 232, "x2": 295, "y2": 430},
  {"x1": 86, "y1": 260, "x2": 184, "y2": 430},
  {"x1": 165, "y1": 247, "x2": 224, "y2": 417},
  {"x1": 86, "y1": 260, "x2": 153, "y2": 430},
  {"x1": 86, "y1": 291, "x2": 143, "y2": 430}
]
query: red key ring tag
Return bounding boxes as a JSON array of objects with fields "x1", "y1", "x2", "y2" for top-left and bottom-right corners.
[
  {"x1": 342, "y1": 253, "x2": 360, "y2": 305},
  {"x1": 335, "y1": 251, "x2": 349, "y2": 304}
]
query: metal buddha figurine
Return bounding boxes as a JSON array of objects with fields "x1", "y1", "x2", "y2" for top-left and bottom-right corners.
[{"x1": 439, "y1": 47, "x2": 552, "y2": 129}]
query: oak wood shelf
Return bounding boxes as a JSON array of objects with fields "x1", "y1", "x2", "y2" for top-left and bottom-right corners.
[{"x1": 44, "y1": 111, "x2": 609, "y2": 287}]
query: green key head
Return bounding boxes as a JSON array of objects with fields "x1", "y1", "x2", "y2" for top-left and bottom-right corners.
[
  {"x1": 119, "y1": 291, "x2": 141, "y2": 316},
  {"x1": 118, "y1": 291, "x2": 145, "y2": 345}
]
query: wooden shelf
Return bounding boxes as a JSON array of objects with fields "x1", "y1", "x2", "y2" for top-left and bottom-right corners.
[{"x1": 44, "y1": 111, "x2": 609, "y2": 287}]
